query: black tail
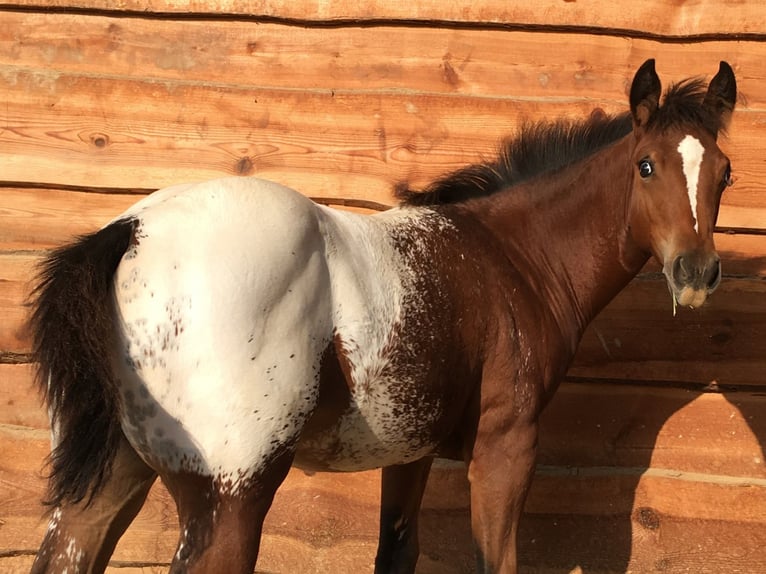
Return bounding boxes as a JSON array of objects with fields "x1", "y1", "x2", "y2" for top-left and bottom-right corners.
[{"x1": 29, "y1": 218, "x2": 137, "y2": 507}]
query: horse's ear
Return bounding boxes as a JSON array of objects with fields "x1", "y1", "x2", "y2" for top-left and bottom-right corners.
[
  {"x1": 630, "y1": 59, "x2": 662, "y2": 128},
  {"x1": 704, "y1": 61, "x2": 737, "y2": 136}
]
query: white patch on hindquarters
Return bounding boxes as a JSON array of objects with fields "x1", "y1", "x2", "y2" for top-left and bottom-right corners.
[
  {"x1": 678, "y1": 134, "x2": 705, "y2": 233},
  {"x1": 112, "y1": 178, "x2": 333, "y2": 494},
  {"x1": 111, "y1": 177, "x2": 455, "y2": 491}
]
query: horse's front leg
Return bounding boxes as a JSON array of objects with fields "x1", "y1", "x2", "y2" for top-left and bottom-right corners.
[
  {"x1": 467, "y1": 416, "x2": 538, "y2": 574},
  {"x1": 374, "y1": 457, "x2": 434, "y2": 574}
]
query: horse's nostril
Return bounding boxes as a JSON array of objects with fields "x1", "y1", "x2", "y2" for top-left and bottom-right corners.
[
  {"x1": 674, "y1": 253, "x2": 721, "y2": 291},
  {"x1": 672, "y1": 255, "x2": 689, "y2": 285},
  {"x1": 707, "y1": 258, "x2": 722, "y2": 290}
]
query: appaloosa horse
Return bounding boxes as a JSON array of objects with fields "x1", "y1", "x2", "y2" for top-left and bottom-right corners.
[{"x1": 29, "y1": 59, "x2": 736, "y2": 573}]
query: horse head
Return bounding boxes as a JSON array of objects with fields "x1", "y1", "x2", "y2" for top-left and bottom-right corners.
[{"x1": 627, "y1": 59, "x2": 736, "y2": 310}]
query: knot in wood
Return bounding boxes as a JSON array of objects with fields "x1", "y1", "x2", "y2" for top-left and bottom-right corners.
[
  {"x1": 90, "y1": 133, "x2": 109, "y2": 148},
  {"x1": 635, "y1": 506, "x2": 661, "y2": 530},
  {"x1": 235, "y1": 157, "x2": 254, "y2": 175}
]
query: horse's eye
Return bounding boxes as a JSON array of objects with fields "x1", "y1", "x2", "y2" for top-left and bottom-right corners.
[
  {"x1": 723, "y1": 164, "x2": 733, "y2": 187},
  {"x1": 638, "y1": 159, "x2": 654, "y2": 179}
]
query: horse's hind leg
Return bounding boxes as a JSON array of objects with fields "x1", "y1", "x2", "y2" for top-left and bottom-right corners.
[
  {"x1": 164, "y1": 448, "x2": 294, "y2": 574},
  {"x1": 374, "y1": 457, "x2": 434, "y2": 574},
  {"x1": 31, "y1": 433, "x2": 157, "y2": 574}
]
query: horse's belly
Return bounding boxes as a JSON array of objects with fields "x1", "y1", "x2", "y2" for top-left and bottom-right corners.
[{"x1": 294, "y1": 390, "x2": 441, "y2": 472}]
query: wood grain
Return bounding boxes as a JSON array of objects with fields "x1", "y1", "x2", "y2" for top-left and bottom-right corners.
[
  {"x1": 518, "y1": 512, "x2": 766, "y2": 574},
  {"x1": 0, "y1": 364, "x2": 45, "y2": 429},
  {"x1": 1, "y1": 16, "x2": 764, "y2": 229},
  {"x1": 0, "y1": 187, "x2": 385, "y2": 252},
  {"x1": 1, "y1": 186, "x2": 765, "y2": 265},
  {"x1": 0, "y1": 82, "x2": 761, "y2": 227},
  {"x1": 0, "y1": 188, "x2": 143, "y2": 251},
  {"x1": 5, "y1": 517, "x2": 766, "y2": 574},
  {"x1": 538, "y1": 382, "x2": 766, "y2": 479},
  {"x1": 2, "y1": 187, "x2": 765, "y2": 257},
  {"x1": 2, "y1": 0, "x2": 765, "y2": 37},
  {"x1": 573, "y1": 277, "x2": 766, "y2": 387},
  {"x1": 2, "y1": 13, "x2": 765, "y2": 104},
  {"x1": 5, "y1": 365, "x2": 766, "y2": 481},
  {"x1": 3, "y1": 424, "x2": 766, "y2": 573}
]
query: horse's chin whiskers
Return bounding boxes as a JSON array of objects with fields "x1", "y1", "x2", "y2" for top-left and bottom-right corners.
[{"x1": 670, "y1": 285, "x2": 709, "y2": 313}]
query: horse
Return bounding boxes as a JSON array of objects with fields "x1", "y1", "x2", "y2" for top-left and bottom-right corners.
[{"x1": 28, "y1": 59, "x2": 736, "y2": 574}]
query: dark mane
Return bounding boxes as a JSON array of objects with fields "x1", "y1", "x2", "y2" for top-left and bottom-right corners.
[
  {"x1": 396, "y1": 111, "x2": 633, "y2": 206},
  {"x1": 397, "y1": 77, "x2": 718, "y2": 207}
]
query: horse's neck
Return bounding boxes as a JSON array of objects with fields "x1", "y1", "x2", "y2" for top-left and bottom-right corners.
[{"x1": 478, "y1": 135, "x2": 649, "y2": 344}]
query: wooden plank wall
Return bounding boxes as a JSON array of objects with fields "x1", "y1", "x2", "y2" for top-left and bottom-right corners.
[{"x1": 1, "y1": 1, "x2": 764, "y2": 572}]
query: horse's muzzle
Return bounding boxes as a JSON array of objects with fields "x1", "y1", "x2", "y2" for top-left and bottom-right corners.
[{"x1": 665, "y1": 252, "x2": 721, "y2": 309}]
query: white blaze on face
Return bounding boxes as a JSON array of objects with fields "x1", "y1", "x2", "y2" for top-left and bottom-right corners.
[{"x1": 677, "y1": 134, "x2": 705, "y2": 233}]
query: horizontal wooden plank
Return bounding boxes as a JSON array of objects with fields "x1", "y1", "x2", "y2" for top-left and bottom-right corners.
[
  {"x1": 0, "y1": 187, "x2": 384, "y2": 252},
  {"x1": 3, "y1": 426, "x2": 766, "y2": 573},
  {"x1": 5, "y1": 363, "x2": 766, "y2": 481},
  {"x1": 3, "y1": 186, "x2": 766, "y2": 257},
  {"x1": 538, "y1": 382, "x2": 766, "y2": 479},
  {"x1": 2, "y1": 0, "x2": 765, "y2": 37},
  {"x1": 4, "y1": 513, "x2": 766, "y2": 574},
  {"x1": 3, "y1": 244, "x2": 765, "y2": 382},
  {"x1": 709, "y1": 232, "x2": 766, "y2": 277},
  {"x1": 0, "y1": 364, "x2": 45, "y2": 429},
  {"x1": 0, "y1": 67, "x2": 764, "y2": 229},
  {"x1": 0, "y1": 89, "x2": 766, "y2": 229},
  {"x1": 0, "y1": 68, "x2": 459, "y2": 199},
  {"x1": 518, "y1": 512, "x2": 766, "y2": 574},
  {"x1": 5, "y1": 271, "x2": 765, "y2": 384},
  {"x1": 1, "y1": 189, "x2": 764, "y2": 270},
  {"x1": 3, "y1": 13, "x2": 766, "y2": 106},
  {"x1": 0, "y1": 557, "x2": 167, "y2": 574},
  {"x1": 0, "y1": 253, "x2": 36, "y2": 356},
  {"x1": 573, "y1": 277, "x2": 766, "y2": 387},
  {"x1": 0, "y1": 189, "x2": 142, "y2": 251}
]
